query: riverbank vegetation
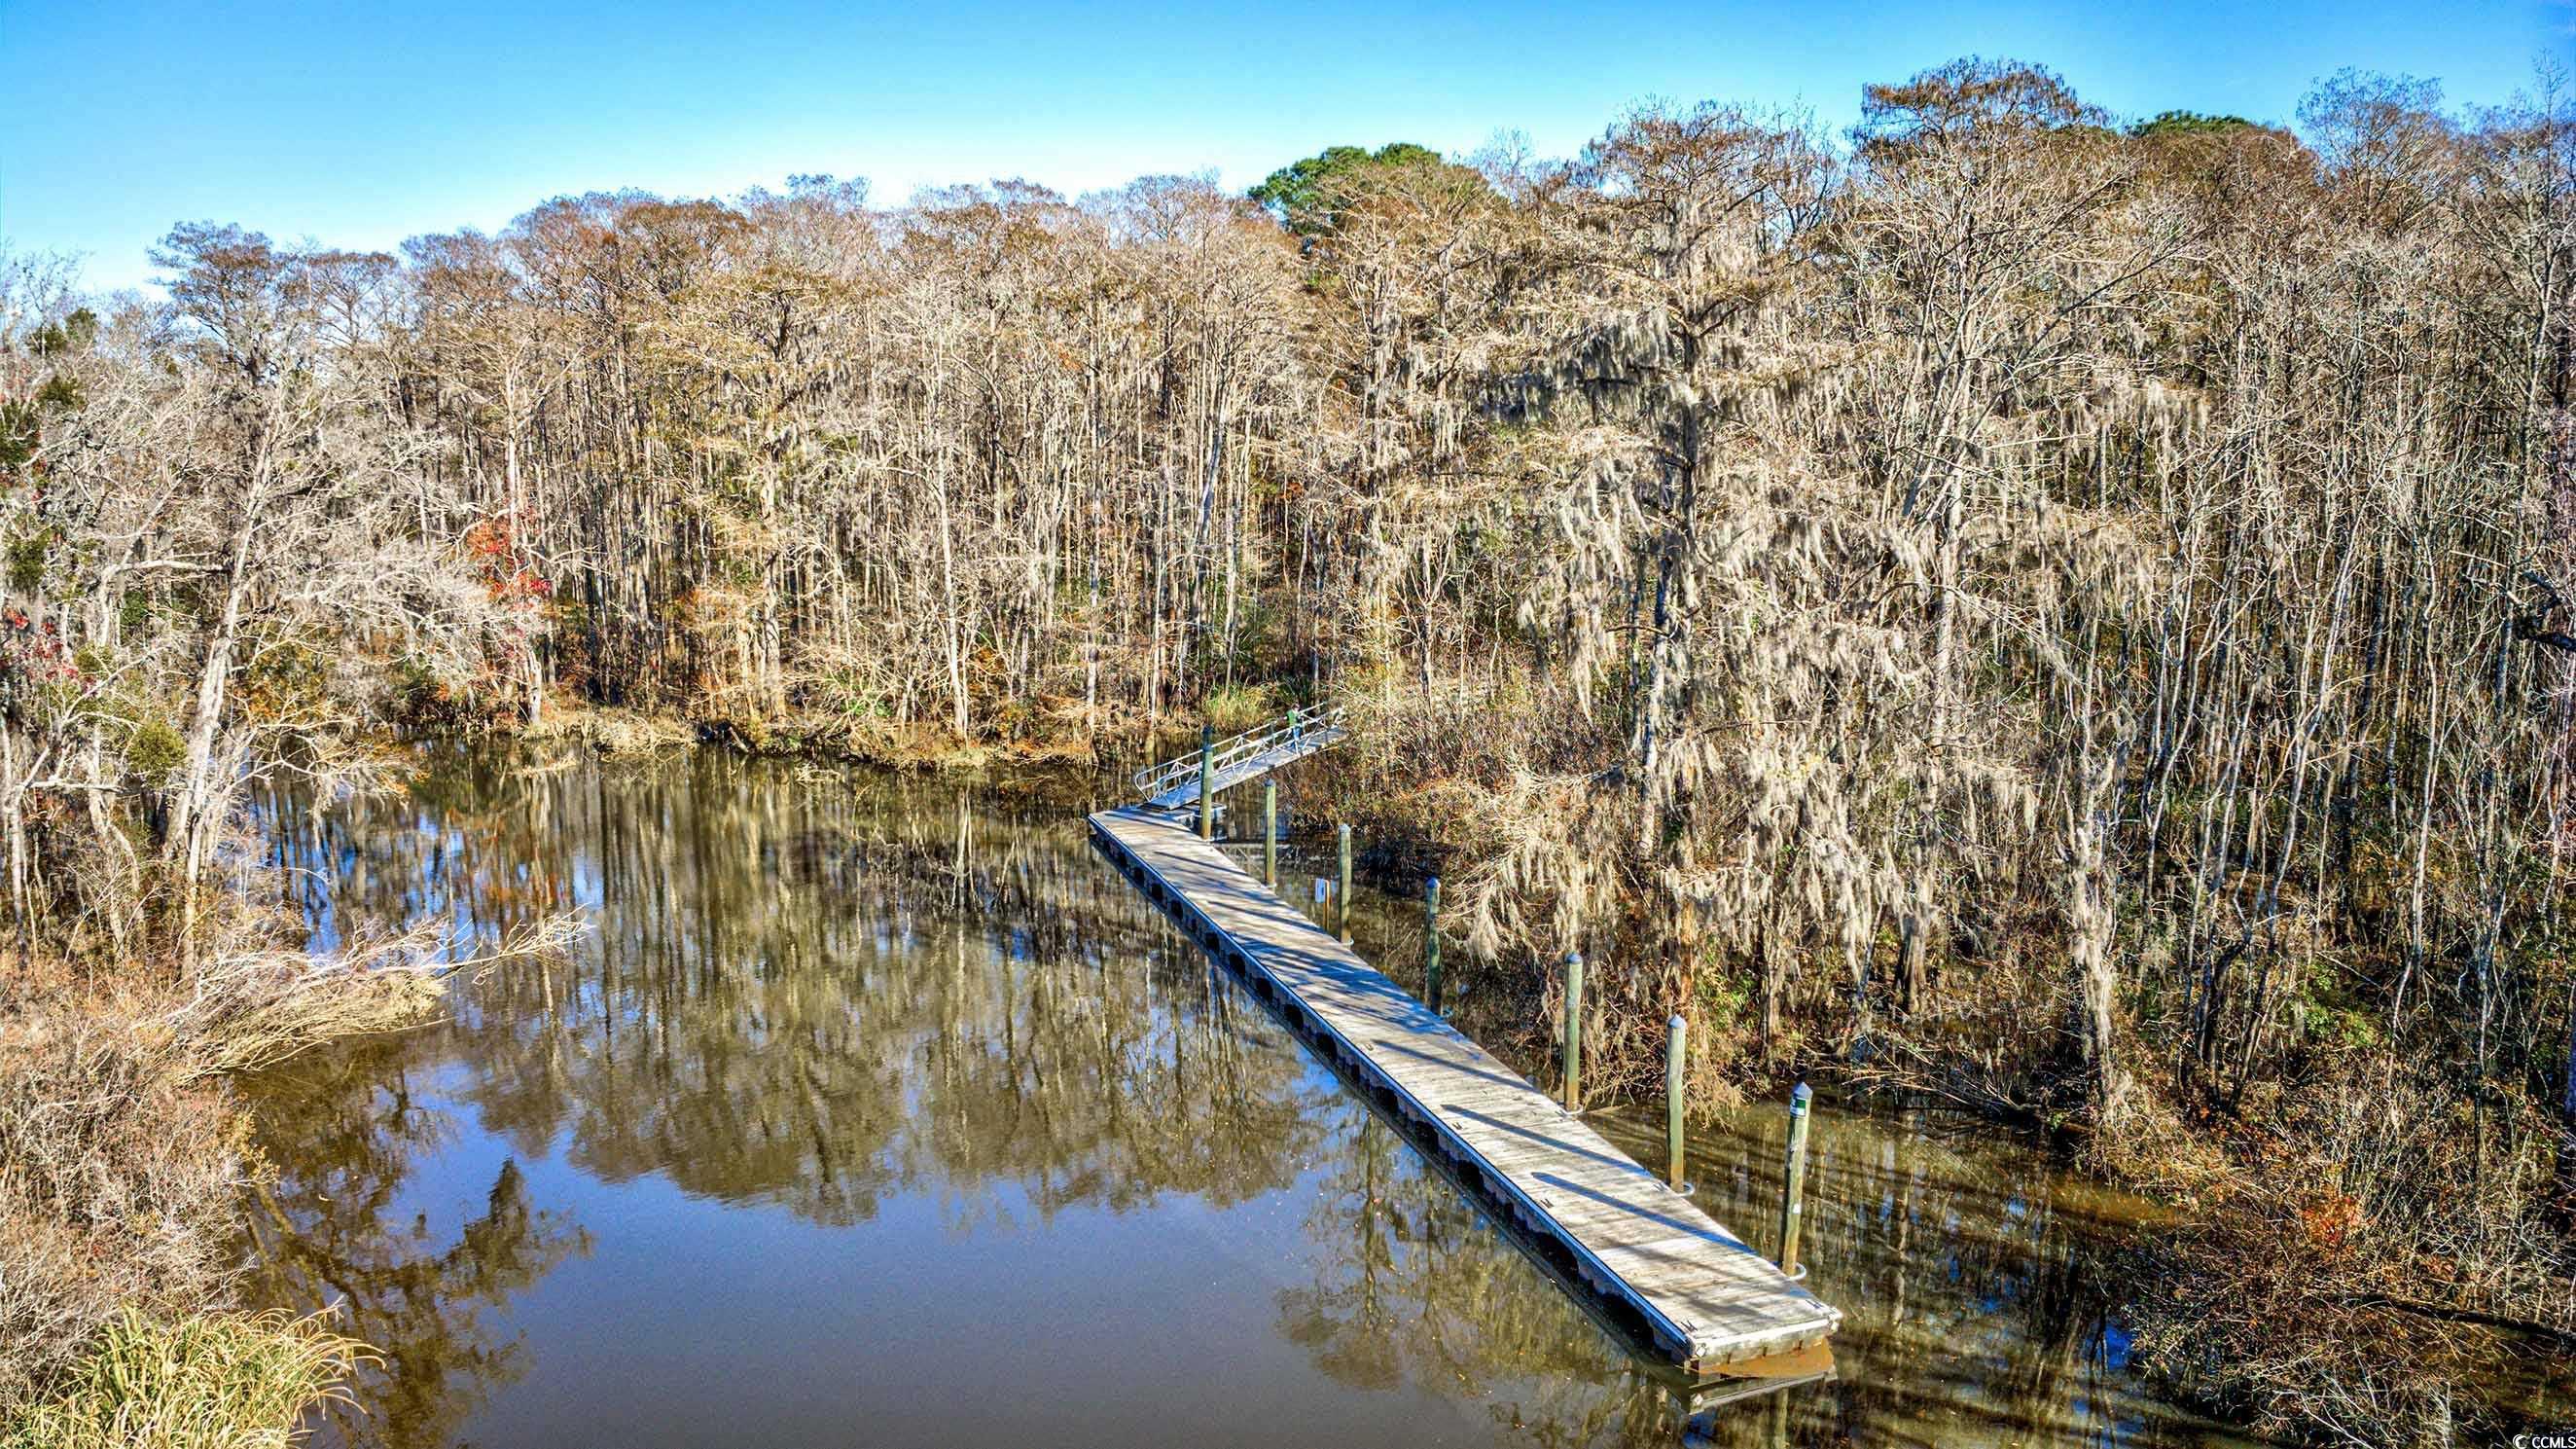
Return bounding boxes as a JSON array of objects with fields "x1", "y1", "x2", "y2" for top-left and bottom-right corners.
[
  {"x1": 4, "y1": 1309, "x2": 367, "y2": 1449},
  {"x1": 0, "y1": 901, "x2": 573, "y2": 1437},
  {"x1": 4, "y1": 56, "x2": 2571, "y2": 1443}
]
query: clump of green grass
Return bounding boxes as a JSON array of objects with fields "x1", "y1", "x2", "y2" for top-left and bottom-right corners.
[
  {"x1": 1200, "y1": 683, "x2": 1281, "y2": 733},
  {"x1": 6, "y1": 1308, "x2": 369, "y2": 1449}
]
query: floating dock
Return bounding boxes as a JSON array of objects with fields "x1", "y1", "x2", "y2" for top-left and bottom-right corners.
[{"x1": 1088, "y1": 804, "x2": 1841, "y2": 1374}]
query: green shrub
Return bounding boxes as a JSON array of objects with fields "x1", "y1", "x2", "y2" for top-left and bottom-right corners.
[
  {"x1": 126, "y1": 719, "x2": 186, "y2": 779},
  {"x1": 7, "y1": 534, "x2": 47, "y2": 594},
  {"x1": 35, "y1": 374, "x2": 83, "y2": 413},
  {"x1": 0, "y1": 400, "x2": 39, "y2": 477}
]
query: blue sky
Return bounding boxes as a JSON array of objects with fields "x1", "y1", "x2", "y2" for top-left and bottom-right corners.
[{"x1": 3, "y1": 0, "x2": 2567, "y2": 293}]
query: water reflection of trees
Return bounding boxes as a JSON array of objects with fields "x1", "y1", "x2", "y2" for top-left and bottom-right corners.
[
  {"x1": 1580, "y1": 1105, "x2": 2261, "y2": 1448},
  {"x1": 242, "y1": 750, "x2": 2255, "y2": 1449},
  {"x1": 260, "y1": 752, "x2": 1339, "y2": 1226},
  {"x1": 242, "y1": 1039, "x2": 591, "y2": 1449},
  {"x1": 1281, "y1": 1102, "x2": 1697, "y2": 1447}
]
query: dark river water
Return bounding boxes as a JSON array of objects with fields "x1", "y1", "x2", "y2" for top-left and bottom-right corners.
[{"x1": 237, "y1": 746, "x2": 2265, "y2": 1448}]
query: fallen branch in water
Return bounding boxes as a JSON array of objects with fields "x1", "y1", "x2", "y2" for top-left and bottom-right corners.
[
  {"x1": 175, "y1": 911, "x2": 589, "y2": 1078},
  {"x1": 2343, "y1": 1293, "x2": 2576, "y2": 1351}
]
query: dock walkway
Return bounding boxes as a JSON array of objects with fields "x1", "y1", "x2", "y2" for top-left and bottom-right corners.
[
  {"x1": 1088, "y1": 804, "x2": 1842, "y2": 1374},
  {"x1": 1134, "y1": 709, "x2": 1347, "y2": 809}
]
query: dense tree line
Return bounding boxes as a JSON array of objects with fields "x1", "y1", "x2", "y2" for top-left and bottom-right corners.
[{"x1": 3, "y1": 56, "x2": 2571, "y2": 1441}]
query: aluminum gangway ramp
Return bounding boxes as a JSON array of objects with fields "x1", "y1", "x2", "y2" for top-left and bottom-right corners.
[
  {"x1": 1088, "y1": 804, "x2": 1843, "y2": 1374},
  {"x1": 1134, "y1": 706, "x2": 1346, "y2": 809}
]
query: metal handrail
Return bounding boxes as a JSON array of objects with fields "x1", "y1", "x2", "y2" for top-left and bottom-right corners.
[{"x1": 1132, "y1": 705, "x2": 1343, "y2": 800}]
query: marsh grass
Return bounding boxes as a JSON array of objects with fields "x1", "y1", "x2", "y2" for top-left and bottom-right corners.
[
  {"x1": 0, "y1": 973, "x2": 238, "y2": 1414},
  {"x1": 1200, "y1": 684, "x2": 1284, "y2": 734},
  {"x1": 5, "y1": 1308, "x2": 370, "y2": 1449}
]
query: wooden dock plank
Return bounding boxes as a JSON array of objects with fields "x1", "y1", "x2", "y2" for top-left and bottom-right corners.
[{"x1": 1088, "y1": 804, "x2": 1841, "y2": 1374}]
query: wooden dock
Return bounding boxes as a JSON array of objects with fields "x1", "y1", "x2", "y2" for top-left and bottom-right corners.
[{"x1": 1088, "y1": 804, "x2": 1842, "y2": 1375}]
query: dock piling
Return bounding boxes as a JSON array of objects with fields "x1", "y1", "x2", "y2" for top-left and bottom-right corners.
[
  {"x1": 1424, "y1": 877, "x2": 1442, "y2": 1013},
  {"x1": 1666, "y1": 1015, "x2": 1688, "y2": 1190},
  {"x1": 1197, "y1": 724, "x2": 1214, "y2": 839},
  {"x1": 1777, "y1": 1082, "x2": 1812, "y2": 1277},
  {"x1": 1337, "y1": 822, "x2": 1353, "y2": 943},
  {"x1": 1561, "y1": 951, "x2": 1585, "y2": 1110},
  {"x1": 1263, "y1": 779, "x2": 1278, "y2": 888}
]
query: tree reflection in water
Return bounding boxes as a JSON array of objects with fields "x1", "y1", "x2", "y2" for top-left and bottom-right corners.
[
  {"x1": 237, "y1": 747, "x2": 2256, "y2": 1448},
  {"x1": 242, "y1": 1040, "x2": 591, "y2": 1448}
]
